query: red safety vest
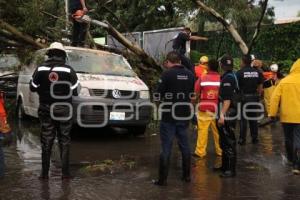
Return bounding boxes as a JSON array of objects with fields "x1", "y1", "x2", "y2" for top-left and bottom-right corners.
[{"x1": 198, "y1": 72, "x2": 220, "y2": 113}]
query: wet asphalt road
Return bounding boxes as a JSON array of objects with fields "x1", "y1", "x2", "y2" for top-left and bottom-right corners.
[{"x1": 0, "y1": 119, "x2": 300, "y2": 200}]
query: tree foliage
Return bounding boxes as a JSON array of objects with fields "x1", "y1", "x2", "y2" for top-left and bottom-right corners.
[{"x1": 0, "y1": 0, "x2": 65, "y2": 41}]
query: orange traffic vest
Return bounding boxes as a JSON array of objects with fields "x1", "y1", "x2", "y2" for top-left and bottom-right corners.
[
  {"x1": 263, "y1": 71, "x2": 277, "y2": 80},
  {"x1": 263, "y1": 71, "x2": 277, "y2": 88},
  {"x1": 0, "y1": 92, "x2": 10, "y2": 134},
  {"x1": 198, "y1": 72, "x2": 220, "y2": 113}
]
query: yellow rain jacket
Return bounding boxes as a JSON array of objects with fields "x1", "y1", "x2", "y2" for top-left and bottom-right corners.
[{"x1": 269, "y1": 59, "x2": 300, "y2": 123}]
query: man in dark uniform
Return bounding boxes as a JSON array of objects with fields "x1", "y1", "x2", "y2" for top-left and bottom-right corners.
[
  {"x1": 153, "y1": 51, "x2": 194, "y2": 186},
  {"x1": 237, "y1": 55, "x2": 264, "y2": 145},
  {"x1": 172, "y1": 27, "x2": 208, "y2": 74},
  {"x1": 69, "y1": 0, "x2": 88, "y2": 47},
  {"x1": 30, "y1": 42, "x2": 79, "y2": 180},
  {"x1": 217, "y1": 55, "x2": 239, "y2": 178}
]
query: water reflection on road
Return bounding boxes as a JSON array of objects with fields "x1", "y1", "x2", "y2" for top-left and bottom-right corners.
[{"x1": 0, "y1": 120, "x2": 300, "y2": 200}]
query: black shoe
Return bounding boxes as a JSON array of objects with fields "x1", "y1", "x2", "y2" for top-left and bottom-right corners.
[
  {"x1": 152, "y1": 179, "x2": 167, "y2": 186},
  {"x1": 252, "y1": 138, "x2": 259, "y2": 144},
  {"x1": 220, "y1": 171, "x2": 236, "y2": 178},
  {"x1": 238, "y1": 139, "x2": 246, "y2": 146}
]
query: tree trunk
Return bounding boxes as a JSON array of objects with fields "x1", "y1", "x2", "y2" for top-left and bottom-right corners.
[
  {"x1": 86, "y1": 18, "x2": 162, "y2": 72},
  {"x1": 248, "y1": 0, "x2": 269, "y2": 53},
  {"x1": 193, "y1": 0, "x2": 249, "y2": 55}
]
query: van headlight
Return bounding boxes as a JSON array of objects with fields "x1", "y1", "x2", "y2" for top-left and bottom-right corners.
[
  {"x1": 139, "y1": 90, "x2": 150, "y2": 99},
  {"x1": 79, "y1": 87, "x2": 90, "y2": 97}
]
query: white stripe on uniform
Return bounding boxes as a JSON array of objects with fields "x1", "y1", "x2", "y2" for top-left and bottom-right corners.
[
  {"x1": 200, "y1": 82, "x2": 220, "y2": 86},
  {"x1": 52, "y1": 67, "x2": 71, "y2": 73},
  {"x1": 31, "y1": 80, "x2": 39, "y2": 88},
  {"x1": 38, "y1": 66, "x2": 51, "y2": 71},
  {"x1": 70, "y1": 80, "x2": 79, "y2": 90}
]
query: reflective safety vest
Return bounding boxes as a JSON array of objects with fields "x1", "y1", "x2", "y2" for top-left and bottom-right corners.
[
  {"x1": 195, "y1": 64, "x2": 208, "y2": 79},
  {"x1": 263, "y1": 71, "x2": 277, "y2": 88},
  {"x1": 0, "y1": 92, "x2": 10, "y2": 134},
  {"x1": 198, "y1": 72, "x2": 220, "y2": 113}
]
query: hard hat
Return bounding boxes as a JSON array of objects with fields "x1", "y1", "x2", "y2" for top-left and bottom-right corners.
[
  {"x1": 72, "y1": 10, "x2": 85, "y2": 20},
  {"x1": 199, "y1": 56, "x2": 209, "y2": 64},
  {"x1": 270, "y1": 64, "x2": 278, "y2": 72},
  {"x1": 252, "y1": 59, "x2": 263, "y2": 68},
  {"x1": 48, "y1": 42, "x2": 65, "y2": 52},
  {"x1": 46, "y1": 42, "x2": 66, "y2": 57}
]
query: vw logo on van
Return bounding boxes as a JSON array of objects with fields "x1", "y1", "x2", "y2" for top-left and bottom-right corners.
[{"x1": 112, "y1": 89, "x2": 121, "y2": 99}]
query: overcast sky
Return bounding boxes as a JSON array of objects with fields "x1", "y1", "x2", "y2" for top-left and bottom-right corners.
[{"x1": 269, "y1": 0, "x2": 300, "y2": 19}]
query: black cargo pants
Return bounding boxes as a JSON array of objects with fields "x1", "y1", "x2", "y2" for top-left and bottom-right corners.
[
  {"x1": 218, "y1": 109, "x2": 237, "y2": 173},
  {"x1": 239, "y1": 94, "x2": 261, "y2": 142},
  {"x1": 38, "y1": 103, "x2": 73, "y2": 177}
]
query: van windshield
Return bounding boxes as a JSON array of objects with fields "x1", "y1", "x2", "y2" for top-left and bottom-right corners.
[{"x1": 66, "y1": 50, "x2": 136, "y2": 77}]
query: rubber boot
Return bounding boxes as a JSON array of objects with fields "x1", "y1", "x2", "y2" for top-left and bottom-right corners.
[
  {"x1": 60, "y1": 144, "x2": 71, "y2": 179},
  {"x1": 220, "y1": 156, "x2": 236, "y2": 178},
  {"x1": 181, "y1": 155, "x2": 191, "y2": 182},
  {"x1": 153, "y1": 156, "x2": 169, "y2": 186},
  {"x1": 40, "y1": 149, "x2": 51, "y2": 180}
]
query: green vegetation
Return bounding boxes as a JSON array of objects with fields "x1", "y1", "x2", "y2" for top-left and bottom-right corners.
[{"x1": 192, "y1": 22, "x2": 300, "y2": 73}]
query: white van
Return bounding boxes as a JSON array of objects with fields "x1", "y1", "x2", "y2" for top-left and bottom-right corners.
[{"x1": 16, "y1": 47, "x2": 152, "y2": 134}]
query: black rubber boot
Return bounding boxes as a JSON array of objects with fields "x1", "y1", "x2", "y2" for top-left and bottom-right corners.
[
  {"x1": 181, "y1": 155, "x2": 191, "y2": 182},
  {"x1": 40, "y1": 149, "x2": 51, "y2": 180},
  {"x1": 153, "y1": 156, "x2": 169, "y2": 186},
  {"x1": 60, "y1": 144, "x2": 70, "y2": 178},
  {"x1": 220, "y1": 156, "x2": 236, "y2": 178}
]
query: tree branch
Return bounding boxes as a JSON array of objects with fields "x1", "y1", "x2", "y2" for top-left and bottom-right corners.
[
  {"x1": 248, "y1": 0, "x2": 269, "y2": 53},
  {"x1": 193, "y1": 0, "x2": 249, "y2": 55},
  {"x1": 81, "y1": 15, "x2": 161, "y2": 71},
  {"x1": 0, "y1": 19, "x2": 47, "y2": 49}
]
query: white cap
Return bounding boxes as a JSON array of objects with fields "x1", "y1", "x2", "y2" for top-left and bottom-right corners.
[
  {"x1": 250, "y1": 54, "x2": 256, "y2": 61},
  {"x1": 47, "y1": 42, "x2": 66, "y2": 53},
  {"x1": 270, "y1": 64, "x2": 278, "y2": 72}
]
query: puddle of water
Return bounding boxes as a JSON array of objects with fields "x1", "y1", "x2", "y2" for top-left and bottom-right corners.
[{"x1": 0, "y1": 119, "x2": 300, "y2": 200}]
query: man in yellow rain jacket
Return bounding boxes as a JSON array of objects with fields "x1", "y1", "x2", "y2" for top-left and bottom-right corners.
[
  {"x1": 269, "y1": 59, "x2": 300, "y2": 175},
  {"x1": 263, "y1": 63, "x2": 278, "y2": 115}
]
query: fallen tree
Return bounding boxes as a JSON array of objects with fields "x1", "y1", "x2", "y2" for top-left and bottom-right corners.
[
  {"x1": 0, "y1": 19, "x2": 47, "y2": 49},
  {"x1": 193, "y1": 0, "x2": 269, "y2": 55}
]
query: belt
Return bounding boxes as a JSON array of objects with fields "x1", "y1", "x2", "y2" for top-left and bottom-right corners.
[{"x1": 243, "y1": 93, "x2": 258, "y2": 97}]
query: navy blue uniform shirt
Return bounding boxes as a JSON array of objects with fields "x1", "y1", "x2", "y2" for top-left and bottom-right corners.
[
  {"x1": 156, "y1": 65, "x2": 195, "y2": 122},
  {"x1": 236, "y1": 66, "x2": 264, "y2": 94}
]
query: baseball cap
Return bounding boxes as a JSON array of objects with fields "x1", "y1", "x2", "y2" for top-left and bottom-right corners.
[{"x1": 219, "y1": 55, "x2": 233, "y2": 67}]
